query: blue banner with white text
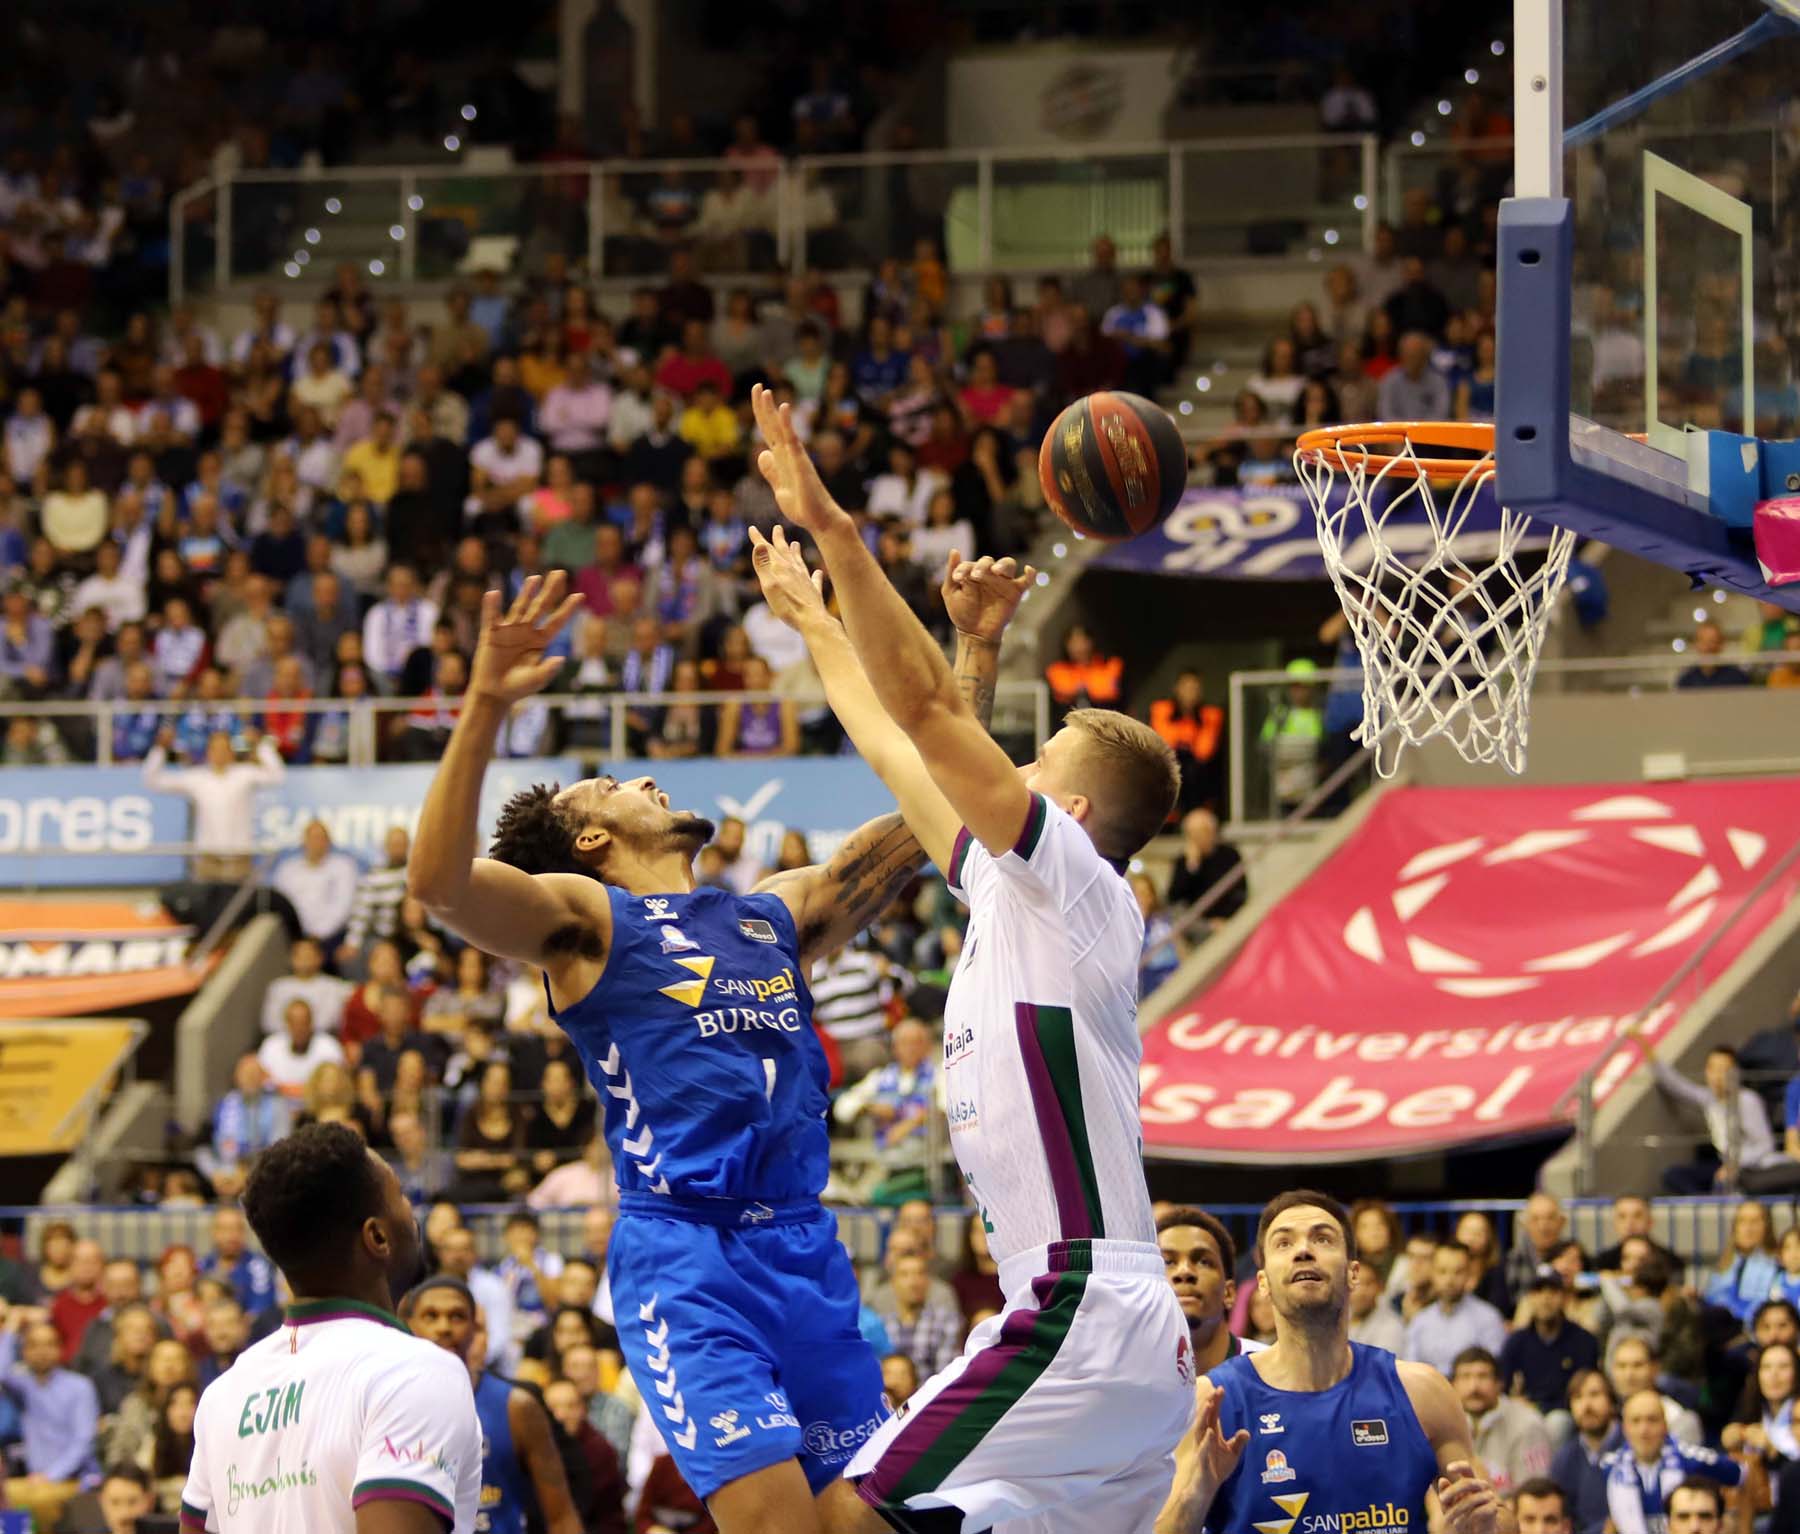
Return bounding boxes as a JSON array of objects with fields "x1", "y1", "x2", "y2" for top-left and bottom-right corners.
[
  {"x1": 1089, "y1": 480, "x2": 1538, "y2": 580},
  {"x1": 0, "y1": 757, "x2": 894, "y2": 888}
]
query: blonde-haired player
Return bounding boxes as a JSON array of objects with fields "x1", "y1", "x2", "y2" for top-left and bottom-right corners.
[{"x1": 748, "y1": 382, "x2": 1192, "y2": 1533}]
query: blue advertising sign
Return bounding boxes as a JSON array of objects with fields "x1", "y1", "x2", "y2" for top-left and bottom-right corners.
[
  {"x1": 0, "y1": 756, "x2": 897, "y2": 888},
  {"x1": 1089, "y1": 480, "x2": 1545, "y2": 580}
]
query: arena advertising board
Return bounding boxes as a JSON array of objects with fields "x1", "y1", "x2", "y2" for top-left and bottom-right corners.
[
  {"x1": 1140, "y1": 781, "x2": 1800, "y2": 1161},
  {"x1": 0, "y1": 1017, "x2": 146, "y2": 1150},
  {"x1": 0, "y1": 757, "x2": 893, "y2": 888},
  {"x1": 1089, "y1": 482, "x2": 1547, "y2": 581},
  {"x1": 0, "y1": 900, "x2": 208, "y2": 1019}
]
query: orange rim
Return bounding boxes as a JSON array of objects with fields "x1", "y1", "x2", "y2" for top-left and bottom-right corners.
[{"x1": 1295, "y1": 420, "x2": 1495, "y2": 479}]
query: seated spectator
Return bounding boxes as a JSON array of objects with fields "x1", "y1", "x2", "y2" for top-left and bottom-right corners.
[
  {"x1": 1675, "y1": 621, "x2": 1753, "y2": 689},
  {"x1": 339, "y1": 827, "x2": 411, "y2": 969},
  {"x1": 150, "y1": 1245, "x2": 206, "y2": 1351},
  {"x1": 1044, "y1": 625, "x2": 1123, "y2": 720},
  {"x1": 1131, "y1": 872, "x2": 1184, "y2": 997},
  {"x1": 910, "y1": 487, "x2": 975, "y2": 573},
  {"x1": 196, "y1": 1206, "x2": 275, "y2": 1318},
  {"x1": 1606, "y1": 1336, "x2": 1702, "y2": 1446},
  {"x1": 143, "y1": 1379, "x2": 198, "y2": 1513},
  {"x1": 1602, "y1": 1398, "x2": 1739, "y2": 1534},
  {"x1": 270, "y1": 821, "x2": 362, "y2": 951},
  {"x1": 957, "y1": 348, "x2": 1017, "y2": 429},
  {"x1": 1166, "y1": 808, "x2": 1246, "y2": 923},
  {"x1": 361, "y1": 563, "x2": 439, "y2": 684},
  {"x1": 88, "y1": 1303, "x2": 158, "y2": 1414},
  {"x1": 867, "y1": 440, "x2": 945, "y2": 528},
  {"x1": 102, "y1": 1338, "x2": 194, "y2": 1473},
  {"x1": 261, "y1": 936, "x2": 351, "y2": 1039},
  {"x1": 646, "y1": 657, "x2": 711, "y2": 760},
  {"x1": 874, "y1": 1251, "x2": 961, "y2": 1380},
  {"x1": 810, "y1": 942, "x2": 901, "y2": 1082},
  {"x1": 1499, "y1": 1266, "x2": 1600, "y2": 1421},
  {"x1": 1150, "y1": 670, "x2": 1225, "y2": 815},
  {"x1": 1722, "y1": 1339, "x2": 1799, "y2": 1462},
  {"x1": 1551, "y1": 1370, "x2": 1618, "y2": 1534},
  {"x1": 0, "y1": 582, "x2": 56, "y2": 700},
  {"x1": 1403, "y1": 1239, "x2": 1510, "y2": 1377},
  {"x1": 1647, "y1": 1042, "x2": 1783, "y2": 1194},
  {"x1": 451, "y1": 1060, "x2": 529, "y2": 1202},
  {"x1": 496, "y1": 1209, "x2": 564, "y2": 1346},
  {"x1": 0, "y1": 1319, "x2": 100, "y2": 1530},
  {"x1": 1378, "y1": 331, "x2": 1452, "y2": 420},
  {"x1": 716, "y1": 654, "x2": 797, "y2": 756},
  {"x1": 656, "y1": 318, "x2": 732, "y2": 401},
  {"x1": 541, "y1": 1375, "x2": 627, "y2": 1533},
  {"x1": 526, "y1": 1057, "x2": 597, "y2": 1176},
  {"x1": 1385, "y1": 256, "x2": 1452, "y2": 338},
  {"x1": 1703, "y1": 1198, "x2": 1783, "y2": 1320},
  {"x1": 1247, "y1": 336, "x2": 1306, "y2": 416},
  {"x1": 193, "y1": 1295, "x2": 247, "y2": 1391},
  {"x1": 197, "y1": 1051, "x2": 291, "y2": 1195},
  {"x1": 1594, "y1": 1196, "x2": 1676, "y2": 1274},
  {"x1": 678, "y1": 377, "x2": 742, "y2": 467},
  {"x1": 1455, "y1": 1211, "x2": 1513, "y2": 1315},
  {"x1": 49, "y1": 1239, "x2": 107, "y2": 1361},
  {"x1": 1456, "y1": 1345, "x2": 1552, "y2": 1493},
  {"x1": 832, "y1": 1017, "x2": 940, "y2": 1205},
  {"x1": 34, "y1": 1219, "x2": 78, "y2": 1296},
  {"x1": 258, "y1": 998, "x2": 346, "y2": 1099},
  {"x1": 1349, "y1": 1259, "x2": 1406, "y2": 1353}
]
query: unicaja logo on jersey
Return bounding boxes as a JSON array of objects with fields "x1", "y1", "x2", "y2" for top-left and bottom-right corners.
[
  {"x1": 1262, "y1": 1450, "x2": 1297, "y2": 1485},
  {"x1": 710, "y1": 1410, "x2": 751, "y2": 1447},
  {"x1": 1175, "y1": 1334, "x2": 1194, "y2": 1386},
  {"x1": 943, "y1": 1025, "x2": 975, "y2": 1067}
]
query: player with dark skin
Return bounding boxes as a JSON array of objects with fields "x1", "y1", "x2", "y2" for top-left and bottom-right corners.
[
  {"x1": 406, "y1": 1281, "x2": 582, "y2": 1534},
  {"x1": 1159, "y1": 1208, "x2": 1246, "y2": 1374},
  {"x1": 408, "y1": 568, "x2": 1025, "y2": 1534}
]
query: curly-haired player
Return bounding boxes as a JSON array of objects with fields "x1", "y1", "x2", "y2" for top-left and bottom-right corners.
[
  {"x1": 178, "y1": 1123, "x2": 483, "y2": 1532},
  {"x1": 406, "y1": 566, "x2": 1025, "y2": 1534}
]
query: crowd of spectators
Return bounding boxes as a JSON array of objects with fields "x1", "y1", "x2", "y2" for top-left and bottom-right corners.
[{"x1": 16, "y1": 1186, "x2": 1800, "y2": 1533}]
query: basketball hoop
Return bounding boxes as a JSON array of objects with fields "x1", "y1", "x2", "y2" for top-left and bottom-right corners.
[{"x1": 1294, "y1": 421, "x2": 1579, "y2": 777}]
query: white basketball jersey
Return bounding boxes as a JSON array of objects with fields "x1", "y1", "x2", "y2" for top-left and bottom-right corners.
[{"x1": 940, "y1": 792, "x2": 1156, "y2": 1266}]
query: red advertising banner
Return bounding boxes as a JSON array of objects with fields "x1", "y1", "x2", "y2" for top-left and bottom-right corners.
[
  {"x1": 0, "y1": 900, "x2": 212, "y2": 1019},
  {"x1": 1140, "y1": 782, "x2": 1800, "y2": 1162}
]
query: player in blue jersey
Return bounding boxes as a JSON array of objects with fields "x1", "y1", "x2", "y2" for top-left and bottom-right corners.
[
  {"x1": 404, "y1": 1276, "x2": 580, "y2": 1534},
  {"x1": 1159, "y1": 1190, "x2": 1510, "y2": 1534},
  {"x1": 408, "y1": 568, "x2": 1023, "y2": 1534}
]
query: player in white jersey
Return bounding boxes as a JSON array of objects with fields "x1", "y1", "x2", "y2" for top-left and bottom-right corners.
[
  {"x1": 748, "y1": 385, "x2": 1193, "y2": 1533},
  {"x1": 180, "y1": 1124, "x2": 482, "y2": 1534}
]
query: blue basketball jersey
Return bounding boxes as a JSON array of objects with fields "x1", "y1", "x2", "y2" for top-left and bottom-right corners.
[
  {"x1": 551, "y1": 885, "x2": 831, "y2": 1202},
  {"x1": 473, "y1": 1370, "x2": 530, "y2": 1534},
  {"x1": 1204, "y1": 1344, "x2": 1439, "y2": 1534}
]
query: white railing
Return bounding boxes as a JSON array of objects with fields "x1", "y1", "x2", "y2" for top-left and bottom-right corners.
[
  {"x1": 1226, "y1": 650, "x2": 1800, "y2": 827},
  {"x1": 168, "y1": 135, "x2": 1379, "y2": 303},
  {"x1": 2, "y1": 681, "x2": 1051, "y2": 768}
]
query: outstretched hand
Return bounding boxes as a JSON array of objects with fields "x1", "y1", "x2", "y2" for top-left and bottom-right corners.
[
  {"x1": 1437, "y1": 1463, "x2": 1501, "y2": 1534},
  {"x1": 470, "y1": 572, "x2": 583, "y2": 705},
  {"x1": 942, "y1": 552, "x2": 1035, "y2": 645},
  {"x1": 748, "y1": 525, "x2": 829, "y2": 631},
  {"x1": 751, "y1": 382, "x2": 854, "y2": 536}
]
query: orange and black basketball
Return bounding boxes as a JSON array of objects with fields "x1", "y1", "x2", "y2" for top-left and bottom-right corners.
[{"x1": 1037, "y1": 391, "x2": 1188, "y2": 542}]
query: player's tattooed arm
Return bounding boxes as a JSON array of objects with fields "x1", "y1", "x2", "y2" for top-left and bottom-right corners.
[{"x1": 759, "y1": 811, "x2": 927, "y2": 967}]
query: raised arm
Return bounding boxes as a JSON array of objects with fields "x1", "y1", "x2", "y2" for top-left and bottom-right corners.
[
  {"x1": 408, "y1": 574, "x2": 610, "y2": 971},
  {"x1": 746, "y1": 525, "x2": 1025, "y2": 962},
  {"x1": 1400, "y1": 1361, "x2": 1513, "y2": 1534},
  {"x1": 510, "y1": 1385, "x2": 584, "y2": 1534},
  {"x1": 750, "y1": 383, "x2": 1036, "y2": 859}
]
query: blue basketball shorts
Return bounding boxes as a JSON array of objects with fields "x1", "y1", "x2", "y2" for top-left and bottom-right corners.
[{"x1": 608, "y1": 1192, "x2": 890, "y2": 1500}]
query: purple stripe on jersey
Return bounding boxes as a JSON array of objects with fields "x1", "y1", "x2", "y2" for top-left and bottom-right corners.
[
  {"x1": 856, "y1": 1270, "x2": 1057, "y2": 1505},
  {"x1": 1013, "y1": 1002, "x2": 1094, "y2": 1241},
  {"x1": 947, "y1": 826, "x2": 973, "y2": 891},
  {"x1": 351, "y1": 1481, "x2": 455, "y2": 1520}
]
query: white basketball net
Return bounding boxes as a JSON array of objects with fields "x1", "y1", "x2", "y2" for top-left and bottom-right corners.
[{"x1": 1295, "y1": 431, "x2": 1579, "y2": 776}]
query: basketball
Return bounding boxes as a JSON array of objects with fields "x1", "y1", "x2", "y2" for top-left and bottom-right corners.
[{"x1": 1037, "y1": 391, "x2": 1188, "y2": 543}]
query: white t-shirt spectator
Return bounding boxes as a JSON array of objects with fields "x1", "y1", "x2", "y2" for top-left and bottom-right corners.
[
  {"x1": 289, "y1": 434, "x2": 341, "y2": 494},
  {"x1": 742, "y1": 601, "x2": 810, "y2": 674},
  {"x1": 865, "y1": 470, "x2": 947, "y2": 527},
  {"x1": 271, "y1": 849, "x2": 364, "y2": 943},
  {"x1": 40, "y1": 490, "x2": 110, "y2": 555},
  {"x1": 362, "y1": 596, "x2": 440, "y2": 680},
  {"x1": 136, "y1": 395, "x2": 202, "y2": 442},
  {"x1": 1247, "y1": 372, "x2": 1307, "y2": 414},
  {"x1": 70, "y1": 569, "x2": 148, "y2": 630},
  {"x1": 231, "y1": 322, "x2": 297, "y2": 367},
  {"x1": 468, "y1": 432, "x2": 545, "y2": 507},
  {"x1": 262, "y1": 971, "x2": 353, "y2": 1036},
  {"x1": 256, "y1": 1027, "x2": 346, "y2": 1097}
]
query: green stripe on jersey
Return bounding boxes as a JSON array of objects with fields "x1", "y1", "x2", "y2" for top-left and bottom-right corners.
[{"x1": 1033, "y1": 1004, "x2": 1105, "y2": 1238}]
